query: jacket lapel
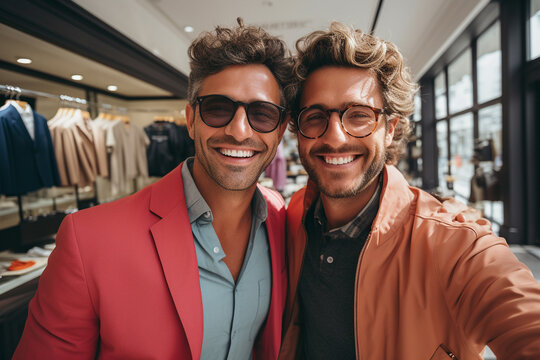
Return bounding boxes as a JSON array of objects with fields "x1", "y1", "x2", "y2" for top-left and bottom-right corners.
[
  {"x1": 32, "y1": 111, "x2": 45, "y2": 150},
  {"x1": 149, "y1": 165, "x2": 203, "y2": 360},
  {"x1": 6, "y1": 105, "x2": 34, "y2": 146},
  {"x1": 256, "y1": 187, "x2": 284, "y2": 358},
  {"x1": 371, "y1": 166, "x2": 415, "y2": 245}
]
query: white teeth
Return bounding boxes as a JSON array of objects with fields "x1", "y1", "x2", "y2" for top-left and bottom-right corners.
[
  {"x1": 324, "y1": 155, "x2": 355, "y2": 165},
  {"x1": 220, "y1": 149, "x2": 255, "y2": 158}
]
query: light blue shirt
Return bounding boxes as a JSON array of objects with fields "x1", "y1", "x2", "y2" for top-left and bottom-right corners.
[{"x1": 181, "y1": 159, "x2": 272, "y2": 360}]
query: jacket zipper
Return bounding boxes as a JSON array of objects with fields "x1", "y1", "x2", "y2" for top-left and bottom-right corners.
[
  {"x1": 443, "y1": 347, "x2": 457, "y2": 359},
  {"x1": 440, "y1": 344, "x2": 457, "y2": 359},
  {"x1": 354, "y1": 231, "x2": 372, "y2": 360}
]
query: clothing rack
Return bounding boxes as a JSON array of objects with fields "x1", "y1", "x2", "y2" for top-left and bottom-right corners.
[
  {"x1": 1, "y1": 84, "x2": 175, "y2": 115},
  {"x1": 2, "y1": 85, "x2": 91, "y2": 211},
  {"x1": 2, "y1": 83, "x2": 170, "y2": 250},
  {"x1": 0, "y1": 84, "x2": 64, "y2": 100},
  {"x1": 0, "y1": 85, "x2": 89, "y2": 250}
]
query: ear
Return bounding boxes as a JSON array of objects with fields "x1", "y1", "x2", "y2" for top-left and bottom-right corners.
[
  {"x1": 185, "y1": 103, "x2": 195, "y2": 140},
  {"x1": 385, "y1": 117, "x2": 400, "y2": 147}
]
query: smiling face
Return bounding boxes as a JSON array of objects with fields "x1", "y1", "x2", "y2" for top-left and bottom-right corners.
[
  {"x1": 186, "y1": 64, "x2": 285, "y2": 192},
  {"x1": 297, "y1": 66, "x2": 398, "y2": 199}
]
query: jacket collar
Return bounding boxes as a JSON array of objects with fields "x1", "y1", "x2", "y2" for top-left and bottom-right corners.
[
  {"x1": 302, "y1": 165, "x2": 414, "y2": 246},
  {"x1": 371, "y1": 165, "x2": 415, "y2": 245},
  {"x1": 72, "y1": 111, "x2": 94, "y2": 143},
  {"x1": 149, "y1": 164, "x2": 204, "y2": 360},
  {"x1": 2, "y1": 104, "x2": 35, "y2": 146}
]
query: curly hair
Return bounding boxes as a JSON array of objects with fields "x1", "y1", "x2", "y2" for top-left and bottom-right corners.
[
  {"x1": 290, "y1": 22, "x2": 419, "y2": 165},
  {"x1": 187, "y1": 18, "x2": 294, "y2": 119}
]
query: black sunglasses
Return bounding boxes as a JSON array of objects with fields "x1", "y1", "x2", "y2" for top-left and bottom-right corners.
[{"x1": 196, "y1": 94, "x2": 286, "y2": 133}]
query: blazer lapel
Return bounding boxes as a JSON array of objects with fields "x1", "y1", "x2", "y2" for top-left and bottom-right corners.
[
  {"x1": 32, "y1": 111, "x2": 45, "y2": 150},
  {"x1": 256, "y1": 186, "x2": 286, "y2": 359},
  {"x1": 6, "y1": 105, "x2": 34, "y2": 146},
  {"x1": 149, "y1": 165, "x2": 203, "y2": 360}
]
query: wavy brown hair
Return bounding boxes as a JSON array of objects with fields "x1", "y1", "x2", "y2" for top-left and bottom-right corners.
[
  {"x1": 187, "y1": 18, "x2": 294, "y2": 119},
  {"x1": 289, "y1": 22, "x2": 418, "y2": 165}
]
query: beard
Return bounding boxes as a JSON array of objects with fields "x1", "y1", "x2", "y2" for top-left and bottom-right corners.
[
  {"x1": 194, "y1": 132, "x2": 272, "y2": 192},
  {"x1": 300, "y1": 144, "x2": 386, "y2": 199}
]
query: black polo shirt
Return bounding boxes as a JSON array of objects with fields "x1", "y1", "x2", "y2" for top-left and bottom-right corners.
[{"x1": 299, "y1": 175, "x2": 382, "y2": 360}]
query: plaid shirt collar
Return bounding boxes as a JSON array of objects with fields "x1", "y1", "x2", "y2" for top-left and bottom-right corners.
[{"x1": 313, "y1": 173, "x2": 382, "y2": 239}]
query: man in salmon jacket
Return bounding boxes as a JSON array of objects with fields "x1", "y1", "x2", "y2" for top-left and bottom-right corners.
[
  {"x1": 15, "y1": 19, "x2": 291, "y2": 360},
  {"x1": 279, "y1": 22, "x2": 540, "y2": 360}
]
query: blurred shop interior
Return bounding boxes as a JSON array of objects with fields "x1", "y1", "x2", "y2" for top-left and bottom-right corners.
[{"x1": 0, "y1": 0, "x2": 539, "y2": 357}]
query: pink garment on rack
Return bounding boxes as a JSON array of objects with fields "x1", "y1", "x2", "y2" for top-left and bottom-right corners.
[{"x1": 265, "y1": 142, "x2": 286, "y2": 191}]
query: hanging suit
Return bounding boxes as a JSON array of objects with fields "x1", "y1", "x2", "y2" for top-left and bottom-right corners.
[
  {"x1": 145, "y1": 122, "x2": 183, "y2": 177},
  {"x1": 0, "y1": 104, "x2": 60, "y2": 195}
]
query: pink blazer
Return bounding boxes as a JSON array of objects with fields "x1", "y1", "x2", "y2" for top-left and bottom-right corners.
[{"x1": 14, "y1": 164, "x2": 287, "y2": 360}]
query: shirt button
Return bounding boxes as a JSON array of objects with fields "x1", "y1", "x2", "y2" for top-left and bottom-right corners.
[
  {"x1": 203, "y1": 212, "x2": 210, "y2": 219},
  {"x1": 213, "y1": 247, "x2": 220, "y2": 254},
  {"x1": 327, "y1": 256, "x2": 334, "y2": 264}
]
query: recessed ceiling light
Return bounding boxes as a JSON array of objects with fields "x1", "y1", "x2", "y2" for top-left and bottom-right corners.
[
  {"x1": 71, "y1": 74, "x2": 84, "y2": 81},
  {"x1": 107, "y1": 85, "x2": 118, "y2": 92},
  {"x1": 184, "y1": 26, "x2": 194, "y2": 33},
  {"x1": 17, "y1": 58, "x2": 32, "y2": 64}
]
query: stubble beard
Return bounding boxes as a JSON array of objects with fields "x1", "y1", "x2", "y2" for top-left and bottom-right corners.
[
  {"x1": 300, "y1": 150, "x2": 386, "y2": 199},
  {"x1": 195, "y1": 133, "x2": 271, "y2": 192}
]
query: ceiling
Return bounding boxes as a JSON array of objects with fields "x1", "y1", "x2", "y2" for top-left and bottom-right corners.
[
  {"x1": 0, "y1": 22, "x2": 172, "y2": 98},
  {"x1": 0, "y1": 0, "x2": 492, "y2": 99},
  {"x1": 74, "y1": 0, "x2": 490, "y2": 80}
]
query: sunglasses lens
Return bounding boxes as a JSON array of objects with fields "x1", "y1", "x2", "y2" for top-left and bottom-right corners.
[
  {"x1": 247, "y1": 102, "x2": 280, "y2": 132},
  {"x1": 200, "y1": 96, "x2": 235, "y2": 127},
  {"x1": 198, "y1": 95, "x2": 282, "y2": 132}
]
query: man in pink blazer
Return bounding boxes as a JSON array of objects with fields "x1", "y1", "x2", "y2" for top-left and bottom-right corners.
[{"x1": 14, "y1": 19, "x2": 292, "y2": 360}]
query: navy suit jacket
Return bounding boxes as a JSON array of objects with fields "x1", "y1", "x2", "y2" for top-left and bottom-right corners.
[{"x1": 0, "y1": 104, "x2": 60, "y2": 196}]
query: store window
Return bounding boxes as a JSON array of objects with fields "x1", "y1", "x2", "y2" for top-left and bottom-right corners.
[
  {"x1": 435, "y1": 72, "x2": 447, "y2": 119},
  {"x1": 478, "y1": 104, "x2": 503, "y2": 229},
  {"x1": 449, "y1": 113, "x2": 474, "y2": 199},
  {"x1": 530, "y1": 0, "x2": 540, "y2": 60},
  {"x1": 479, "y1": 104, "x2": 503, "y2": 166},
  {"x1": 448, "y1": 48, "x2": 473, "y2": 114},
  {"x1": 436, "y1": 120, "x2": 448, "y2": 191},
  {"x1": 414, "y1": 93, "x2": 422, "y2": 121},
  {"x1": 406, "y1": 94, "x2": 423, "y2": 185},
  {"x1": 477, "y1": 22, "x2": 502, "y2": 103},
  {"x1": 413, "y1": 94, "x2": 422, "y2": 141},
  {"x1": 424, "y1": 17, "x2": 504, "y2": 233}
]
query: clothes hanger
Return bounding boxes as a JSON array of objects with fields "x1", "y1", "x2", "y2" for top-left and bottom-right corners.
[{"x1": 4, "y1": 87, "x2": 28, "y2": 110}]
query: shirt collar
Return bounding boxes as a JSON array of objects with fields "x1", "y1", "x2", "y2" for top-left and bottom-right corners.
[
  {"x1": 314, "y1": 173, "x2": 382, "y2": 239},
  {"x1": 181, "y1": 158, "x2": 268, "y2": 224},
  {"x1": 182, "y1": 158, "x2": 213, "y2": 223},
  {"x1": 9, "y1": 101, "x2": 32, "y2": 116}
]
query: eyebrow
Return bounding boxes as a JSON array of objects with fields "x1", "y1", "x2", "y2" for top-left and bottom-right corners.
[{"x1": 303, "y1": 101, "x2": 375, "y2": 110}]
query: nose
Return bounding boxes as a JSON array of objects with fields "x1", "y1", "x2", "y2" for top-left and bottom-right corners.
[
  {"x1": 322, "y1": 111, "x2": 348, "y2": 144},
  {"x1": 224, "y1": 105, "x2": 253, "y2": 141}
]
